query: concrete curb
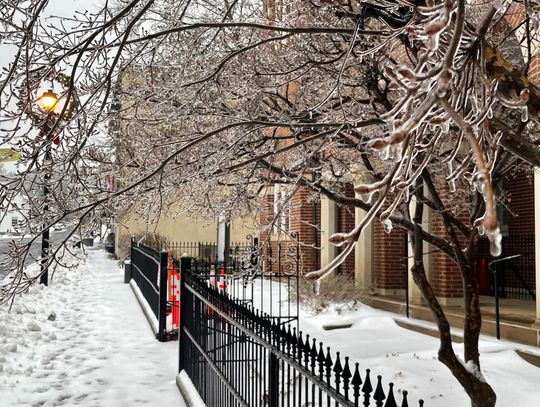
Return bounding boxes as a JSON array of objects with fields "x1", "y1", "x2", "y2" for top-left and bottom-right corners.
[
  {"x1": 176, "y1": 372, "x2": 206, "y2": 407},
  {"x1": 515, "y1": 349, "x2": 540, "y2": 368},
  {"x1": 129, "y1": 279, "x2": 158, "y2": 335},
  {"x1": 394, "y1": 318, "x2": 464, "y2": 343},
  {"x1": 365, "y1": 296, "x2": 540, "y2": 347}
]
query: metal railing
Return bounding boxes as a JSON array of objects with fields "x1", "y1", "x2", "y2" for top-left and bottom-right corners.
[
  {"x1": 479, "y1": 234, "x2": 536, "y2": 300},
  {"x1": 130, "y1": 239, "x2": 169, "y2": 341},
  {"x1": 178, "y1": 258, "x2": 424, "y2": 407}
]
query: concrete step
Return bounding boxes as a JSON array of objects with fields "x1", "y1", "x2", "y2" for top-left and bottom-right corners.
[{"x1": 365, "y1": 296, "x2": 540, "y2": 347}]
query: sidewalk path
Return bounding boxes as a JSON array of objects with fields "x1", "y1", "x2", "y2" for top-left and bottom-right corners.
[{"x1": 0, "y1": 248, "x2": 186, "y2": 407}]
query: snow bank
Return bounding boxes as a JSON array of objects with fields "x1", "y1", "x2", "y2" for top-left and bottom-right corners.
[{"x1": 0, "y1": 248, "x2": 185, "y2": 407}]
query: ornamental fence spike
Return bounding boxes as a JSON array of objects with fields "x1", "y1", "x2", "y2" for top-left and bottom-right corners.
[
  {"x1": 333, "y1": 352, "x2": 343, "y2": 374},
  {"x1": 401, "y1": 390, "x2": 409, "y2": 407},
  {"x1": 343, "y1": 356, "x2": 352, "y2": 380},
  {"x1": 311, "y1": 338, "x2": 318, "y2": 358},
  {"x1": 374, "y1": 375, "x2": 386, "y2": 406},
  {"x1": 384, "y1": 383, "x2": 397, "y2": 407},
  {"x1": 310, "y1": 338, "x2": 318, "y2": 372},
  {"x1": 352, "y1": 362, "x2": 362, "y2": 387},
  {"x1": 352, "y1": 362, "x2": 362, "y2": 406},
  {"x1": 304, "y1": 335, "x2": 311, "y2": 368},
  {"x1": 286, "y1": 325, "x2": 293, "y2": 355},
  {"x1": 362, "y1": 368, "x2": 373, "y2": 395},
  {"x1": 317, "y1": 342, "x2": 326, "y2": 364},
  {"x1": 317, "y1": 342, "x2": 325, "y2": 379},
  {"x1": 418, "y1": 400, "x2": 424, "y2": 407},
  {"x1": 297, "y1": 331, "x2": 304, "y2": 359},
  {"x1": 325, "y1": 346, "x2": 333, "y2": 370},
  {"x1": 343, "y1": 356, "x2": 352, "y2": 398},
  {"x1": 334, "y1": 351, "x2": 343, "y2": 393},
  {"x1": 282, "y1": 326, "x2": 288, "y2": 352},
  {"x1": 325, "y1": 348, "x2": 333, "y2": 387}
]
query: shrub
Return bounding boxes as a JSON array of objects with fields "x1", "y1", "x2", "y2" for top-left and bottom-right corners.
[{"x1": 292, "y1": 272, "x2": 367, "y2": 314}]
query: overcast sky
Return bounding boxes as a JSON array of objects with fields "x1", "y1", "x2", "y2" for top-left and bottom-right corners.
[{"x1": 0, "y1": 0, "x2": 95, "y2": 68}]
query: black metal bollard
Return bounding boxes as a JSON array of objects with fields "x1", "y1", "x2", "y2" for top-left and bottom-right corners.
[
  {"x1": 178, "y1": 255, "x2": 191, "y2": 372},
  {"x1": 123, "y1": 260, "x2": 132, "y2": 284},
  {"x1": 157, "y1": 250, "x2": 169, "y2": 342}
]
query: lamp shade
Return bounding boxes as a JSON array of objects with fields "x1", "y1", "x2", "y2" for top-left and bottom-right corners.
[{"x1": 37, "y1": 90, "x2": 59, "y2": 112}]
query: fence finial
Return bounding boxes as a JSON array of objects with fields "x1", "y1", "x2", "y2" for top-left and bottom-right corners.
[
  {"x1": 303, "y1": 334, "x2": 311, "y2": 367},
  {"x1": 352, "y1": 362, "x2": 362, "y2": 404},
  {"x1": 374, "y1": 375, "x2": 386, "y2": 406},
  {"x1": 401, "y1": 390, "x2": 409, "y2": 407},
  {"x1": 310, "y1": 338, "x2": 318, "y2": 371},
  {"x1": 384, "y1": 382, "x2": 398, "y2": 407},
  {"x1": 297, "y1": 331, "x2": 304, "y2": 360},
  {"x1": 363, "y1": 368, "x2": 373, "y2": 405},
  {"x1": 317, "y1": 342, "x2": 326, "y2": 378},
  {"x1": 325, "y1": 346, "x2": 333, "y2": 384},
  {"x1": 343, "y1": 356, "x2": 352, "y2": 398}
]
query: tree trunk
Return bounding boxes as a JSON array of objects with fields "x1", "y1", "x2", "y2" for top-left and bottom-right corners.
[
  {"x1": 470, "y1": 382, "x2": 497, "y2": 407},
  {"x1": 411, "y1": 179, "x2": 497, "y2": 406}
]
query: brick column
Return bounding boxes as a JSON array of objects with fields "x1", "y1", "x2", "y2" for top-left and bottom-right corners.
[
  {"x1": 354, "y1": 203, "x2": 372, "y2": 291},
  {"x1": 335, "y1": 184, "x2": 356, "y2": 275},
  {"x1": 320, "y1": 195, "x2": 336, "y2": 268}
]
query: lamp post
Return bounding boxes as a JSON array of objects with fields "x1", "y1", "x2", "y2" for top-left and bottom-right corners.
[{"x1": 36, "y1": 89, "x2": 59, "y2": 286}]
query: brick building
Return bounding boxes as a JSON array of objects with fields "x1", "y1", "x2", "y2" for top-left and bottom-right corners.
[{"x1": 258, "y1": 1, "x2": 539, "y2": 344}]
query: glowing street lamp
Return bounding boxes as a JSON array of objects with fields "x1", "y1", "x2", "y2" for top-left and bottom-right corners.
[
  {"x1": 20, "y1": 71, "x2": 79, "y2": 287},
  {"x1": 36, "y1": 89, "x2": 60, "y2": 286},
  {"x1": 37, "y1": 90, "x2": 59, "y2": 112}
]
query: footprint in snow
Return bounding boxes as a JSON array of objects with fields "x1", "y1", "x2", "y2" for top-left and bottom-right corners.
[{"x1": 74, "y1": 393, "x2": 88, "y2": 402}]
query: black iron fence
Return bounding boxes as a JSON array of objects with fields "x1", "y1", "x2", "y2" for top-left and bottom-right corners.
[
  {"x1": 130, "y1": 239, "x2": 170, "y2": 341},
  {"x1": 143, "y1": 238, "x2": 259, "y2": 274},
  {"x1": 178, "y1": 258, "x2": 424, "y2": 407},
  {"x1": 479, "y1": 234, "x2": 536, "y2": 300}
]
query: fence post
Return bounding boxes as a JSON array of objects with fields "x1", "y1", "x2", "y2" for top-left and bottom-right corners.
[
  {"x1": 268, "y1": 352, "x2": 279, "y2": 407},
  {"x1": 179, "y1": 255, "x2": 191, "y2": 372},
  {"x1": 130, "y1": 237, "x2": 135, "y2": 261},
  {"x1": 158, "y1": 250, "x2": 169, "y2": 342}
]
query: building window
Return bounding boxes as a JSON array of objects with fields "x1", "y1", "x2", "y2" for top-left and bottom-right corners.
[{"x1": 273, "y1": 184, "x2": 290, "y2": 234}]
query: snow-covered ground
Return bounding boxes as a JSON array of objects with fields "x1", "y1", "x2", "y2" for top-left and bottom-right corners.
[
  {"x1": 0, "y1": 248, "x2": 185, "y2": 407},
  {"x1": 235, "y1": 277, "x2": 540, "y2": 406},
  {"x1": 1, "y1": 249, "x2": 539, "y2": 407},
  {"x1": 298, "y1": 304, "x2": 540, "y2": 406}
]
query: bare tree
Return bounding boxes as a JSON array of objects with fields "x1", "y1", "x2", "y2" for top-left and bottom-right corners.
[{"x1": 2, "y1": 1, "x2": 540, "y2": 405}]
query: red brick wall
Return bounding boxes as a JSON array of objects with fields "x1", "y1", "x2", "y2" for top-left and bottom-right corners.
[
  {"x1": 372, "y1": 221, "x2": 406, "y2": 291},
  {"x1": 429, "y1": 214, "x2": 464, "y2": 299},
  {"x1": 506, "y1": 171, "x2": 535, "y2": 234},
  {"x1": 257, "y1": 186, "x2": 320, "y2": 275},
  {"x1": 289, "y1": 187, "x2": 320, "y2": 273},
  {"x1": 258, "y1": 185, "x2": 321, "y2": 275},
  {"x1": 504, "y1": 3, "x2": 526, "y2": 32}
]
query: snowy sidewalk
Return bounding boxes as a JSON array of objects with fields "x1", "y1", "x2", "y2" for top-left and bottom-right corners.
[{"x1": 0, "y1": 248, "x2": 186, "y2": 407}]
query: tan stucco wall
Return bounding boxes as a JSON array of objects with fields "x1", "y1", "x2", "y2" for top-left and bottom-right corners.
[{"x1": 115, "y1": 210, "x2": 256, "y2": 258}]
